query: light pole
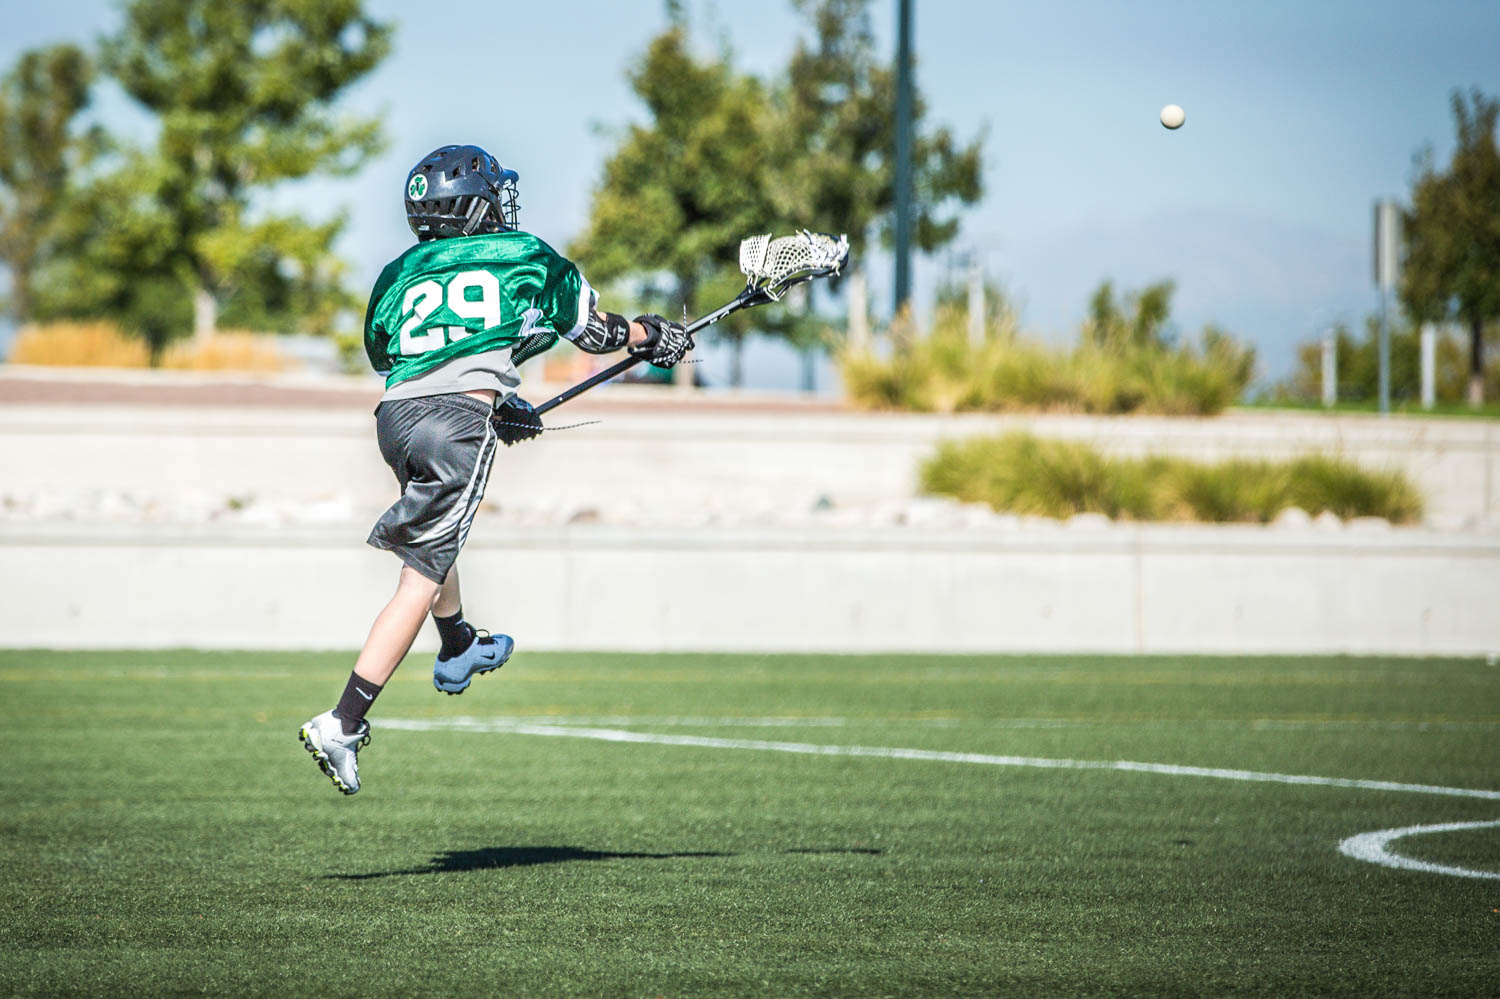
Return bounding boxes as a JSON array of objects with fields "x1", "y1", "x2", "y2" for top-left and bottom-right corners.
[{"x1": 893, "y1": 0, "x2": 914, "y2": 317}]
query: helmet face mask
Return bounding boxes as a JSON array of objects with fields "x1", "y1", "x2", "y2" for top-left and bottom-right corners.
[{"x1": 405, "y1": 144, "x2": 520, "y2": 241}]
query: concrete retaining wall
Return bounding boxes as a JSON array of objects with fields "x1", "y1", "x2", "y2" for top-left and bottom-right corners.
[
  {"x1": 2, "y1": 404, "x2": 1495, "y2": 527},
  {"x1": 4, "y1": 394, "x2": 1497, "y2": 655},
  {"x1": 4, "y1": 522, "x2": 1496, "y2": 655}
]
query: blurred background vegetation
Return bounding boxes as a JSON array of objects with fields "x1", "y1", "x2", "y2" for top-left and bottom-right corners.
[
  {"x1": 0, "y1": 0, "x2": 1494, "y2": 422},
  {"x1": 842, "y1": 280, "x2": 1256, "y2": 416},
  {"x1": 0, "y1": 0, "x2": 387, "y2": 363},
  {"x1": 921, "y1": 433, "x2": 1423, "y2": 524}
]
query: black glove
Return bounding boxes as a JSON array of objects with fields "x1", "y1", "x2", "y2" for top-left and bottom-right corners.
[
  {"x1": 491, "y1": 396, "x2": 543, "y2": 446},
  {"x1": 628, "y1": 314, "x2": 694, "y2": 369}
]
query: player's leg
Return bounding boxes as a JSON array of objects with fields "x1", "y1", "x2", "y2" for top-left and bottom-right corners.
[
  {"x1": 433, "y1": 565, "x2": 462, "y2": 618},
  {"x1": 431, "y1": 561, "x2": 514, "y2": 695},
  {"x1": 300, "y1": 565, "x2": 440, "y2": 794},
  {"x1": 353, "y1": 565, "x2": 444, "y2": 686},
  {"x1": 301, "y1": 395, "x2": 488, "y2": 793}
]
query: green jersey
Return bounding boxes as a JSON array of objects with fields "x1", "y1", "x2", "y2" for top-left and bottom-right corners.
[{"x1": 363, "y1": 231, "x2": 591, "y2": 388}]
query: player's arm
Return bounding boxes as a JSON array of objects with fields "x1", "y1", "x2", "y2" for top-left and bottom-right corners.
[
  {"x1": 565, "y1": 307, "x2": 691, "y2": 368},
  {"x1": 563, "y1": 307, "x2": 646, "y2": 354}
]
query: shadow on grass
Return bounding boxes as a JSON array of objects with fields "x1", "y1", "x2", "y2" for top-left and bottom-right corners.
[{"x1": 329, "y1": 845, "x2": 882, "y2": 880}]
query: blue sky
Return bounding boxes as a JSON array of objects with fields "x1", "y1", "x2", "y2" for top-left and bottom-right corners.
[{"x1": 3, "y1": 0, "x2": 1499, "y2": 385}]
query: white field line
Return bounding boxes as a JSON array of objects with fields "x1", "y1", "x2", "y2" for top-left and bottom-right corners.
[
  {"x1": 365, "y1": 713, "x2": 1500, "y2": 732},
  {"x1": 429, "y1": 714, "x2": 856, "y2": 729},
  {"x1": 379, "y1": 716, "x2": 1500, "y2": 802},
  {"x1": 1338, "y1": 820, "x2": 1500, "y2": 880}
]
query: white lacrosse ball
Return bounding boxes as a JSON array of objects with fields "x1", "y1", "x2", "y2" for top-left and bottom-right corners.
[{"x1": 1160, "y1": 104, "x2": 1185, "y2": 130}]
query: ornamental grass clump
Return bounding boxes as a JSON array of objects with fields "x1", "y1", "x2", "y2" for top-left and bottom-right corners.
[
  {"x1": 841, "y1": 293, "x2": 1254, "y2": 416},
  {"x1": 921, "y1": 433, "x2": 1423, "y2": 524}
]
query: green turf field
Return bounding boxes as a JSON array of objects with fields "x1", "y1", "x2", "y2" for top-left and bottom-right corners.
[{"x1": 2, "y1": 651, "x2": 1497, "y2": 997}]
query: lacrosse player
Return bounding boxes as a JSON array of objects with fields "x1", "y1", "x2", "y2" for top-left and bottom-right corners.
[{"x1": 299, "y1": 144, "x2": 692, "y2": 794}]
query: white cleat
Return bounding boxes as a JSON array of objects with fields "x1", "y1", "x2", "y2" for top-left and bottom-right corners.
[{"x1": 298, "y1": 709, "x2": 370, "y2": 795}]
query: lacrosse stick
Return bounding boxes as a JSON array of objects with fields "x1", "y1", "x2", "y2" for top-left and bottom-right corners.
[{"x1": 535, "y1": 230, "x2": 849, "y2": 416}]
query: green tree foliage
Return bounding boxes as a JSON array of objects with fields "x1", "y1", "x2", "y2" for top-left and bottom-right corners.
[
  {"x1": 101, "y1": 0, "x2": 390, "y2": 338},
  {"x1": 0, "y1": 45, "x2": 99, "y2": 323},
  {"x1": 1401, "y1": 89, "x2": 1500, "y2": 405},
  {"x1": 572, "y1": 26, "x2": 785, "y2": 315},
  {"x1": 782, "y1": 0, "x2": 982, "y2": 253},
  {"x1": 570, "y1": 22, "x2": 790, "y2": 384},
  {"x1": 30, "y1": 152, "x2": 188, "y2": 359},
  {"x1": 574, "y1": 1, "x2": 985, "y2": 384}
]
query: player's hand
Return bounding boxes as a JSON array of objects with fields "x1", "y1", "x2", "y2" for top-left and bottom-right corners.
[
  {"x1": 628, "y1": 314, "x2": 694, "y2": 369},
  {"x1": 491, "y1": 396, "x2": 543, "y2": 446}
]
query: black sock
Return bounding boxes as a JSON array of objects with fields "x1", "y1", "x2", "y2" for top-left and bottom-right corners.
[
  {"x1": 434, "y1": 607, "x2": 475, "y2": 661},
  {"x1": 334, "y1": 671, "x2": 382, "y2": 735}
]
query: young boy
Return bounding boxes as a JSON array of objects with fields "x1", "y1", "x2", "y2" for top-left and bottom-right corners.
[{"x1": 299, "y1": 143, "x2": 691, "y2": 794}]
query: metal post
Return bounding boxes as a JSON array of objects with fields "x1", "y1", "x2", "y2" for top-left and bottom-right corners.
[
  {"x1": 1420, "y1": 322, "x2": 1436, "y2": 410},
  {"x1": 1321, "y1": 328, "x2": 1337, "y2": 408},
  {"x1": 893, "y1": 0, "x2": 914, "y2": 316},
  {"x1": 847, "y1": 266, "x2": 871, "y2": 352},
  {"x1": 1378, "y1": 291, "x2": 1390, "y2": 414},
  {"x1": 967, "y1": 256, "x2": 984, "y2": 346},
  {"x1": 1373, "y1": 199, "x2": 1400, "y2": 416}
]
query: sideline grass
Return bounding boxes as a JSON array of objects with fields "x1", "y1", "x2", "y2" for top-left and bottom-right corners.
[{"x1": 1, "y1": 651, "x2": 1497, "y2": 997}]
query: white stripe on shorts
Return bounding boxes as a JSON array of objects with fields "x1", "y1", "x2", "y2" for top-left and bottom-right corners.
[{"x1": 408, "y1": 415, "x2": 497, "y2": 547}]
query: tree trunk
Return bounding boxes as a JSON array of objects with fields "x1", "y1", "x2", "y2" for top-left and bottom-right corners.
[
  {"x1": 193, "y1": 286, "x2": 218, "y2": 343},
  {"x1": 1469, "y1": 317, "x2": 1485, "y2": 407},
  {"x1": 730, "y1": 335, "x2": 744, "y2": 388},
  {"x1": 8, "y1": 261, "x2": 30, "y2": 325}
]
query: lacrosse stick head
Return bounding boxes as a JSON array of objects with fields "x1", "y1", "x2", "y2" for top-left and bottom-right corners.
[{"x1": 738, "y1": 230, "x2": 849, "y2": 300}]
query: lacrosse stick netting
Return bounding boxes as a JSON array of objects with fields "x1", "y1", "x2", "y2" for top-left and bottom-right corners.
[{"x1": 740, "y1": 231, "x2": 849, "y2": 299}]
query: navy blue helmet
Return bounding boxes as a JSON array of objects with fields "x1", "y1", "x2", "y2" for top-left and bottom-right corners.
[{"x1": 404, "y1": 144, "x2": 519, "y2": 240}]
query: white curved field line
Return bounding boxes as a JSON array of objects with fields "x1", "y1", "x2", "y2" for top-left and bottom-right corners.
[
  {"x1": 1339, "y1": 820, "x2": 1500, "y2": 880},
  {"x1": 381, "y1": 716, "x2": 1500, "y2": 879}
]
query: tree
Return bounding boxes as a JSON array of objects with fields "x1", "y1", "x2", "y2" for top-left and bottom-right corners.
[
  {"x1": 571, "y1": 22, "x2": 790, "y2": 385},
  {"x1": 780, "y1": 0, "x2": 982, "y2": 353},
  {"x1": 102, "y1": 0, "x2": 390, "y2": 339},
  {"x1": 30, "y1": 151, "x2": 192, "y2": 360},
  {"x1": 782, "y1": 0, "x2": 983, "y2": 262},
  {"x1": 0, "y1": 44, "x2": 99, "y2": 323},
  {"x1": 576, "y1": 3, "x2": 984, "y2": 384},
  {"x1": 1401, "y1": 89, "x2": 1500, "y2": 406}
]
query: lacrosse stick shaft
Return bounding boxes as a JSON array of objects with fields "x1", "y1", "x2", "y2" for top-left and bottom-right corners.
[{"x1": 534, "y1": 289, "x2": 767, "y2": 416}]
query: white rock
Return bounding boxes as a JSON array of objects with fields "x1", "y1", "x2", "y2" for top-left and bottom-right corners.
[
  {"x1": 1313, "y1": 510, "x2": 1343, "y2": 529},
  {"x1": 1273, "y1": 506, "x2": 1312, "y2": 528}
]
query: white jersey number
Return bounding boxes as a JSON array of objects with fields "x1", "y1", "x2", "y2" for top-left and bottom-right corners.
[{"x1": 397, "y1": 270, "x2": 503, "y2": 355}]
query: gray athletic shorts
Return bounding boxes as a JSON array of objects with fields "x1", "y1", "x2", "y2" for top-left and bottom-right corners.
[{"x1": 367, "y1": 394, "x2": 498, "y2": 583}]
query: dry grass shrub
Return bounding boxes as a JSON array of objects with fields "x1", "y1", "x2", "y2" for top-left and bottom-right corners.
[
  {"x1": 921, "y1": 432, "x2": 1423, "y2": 524},
  {"x1": 8, "y1": 322, "x2": 288, "y2": 372},
  {"x1": 161, "y1": 331, "x2": 288, "y2": 372},
  {"x1": 9, "y1": 322, "x2": 151, "y2": 367}
]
